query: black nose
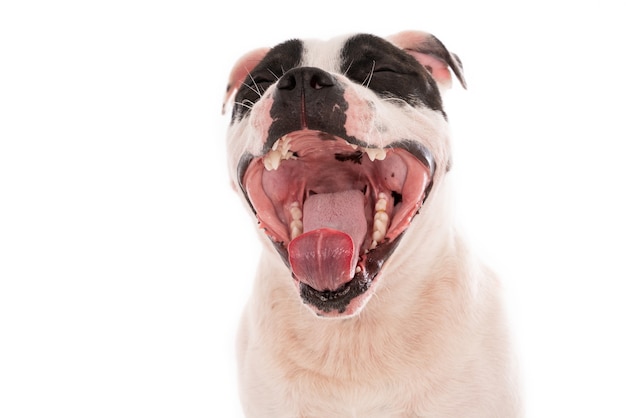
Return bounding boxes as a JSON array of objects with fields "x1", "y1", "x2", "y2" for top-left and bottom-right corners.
[
  {"x1": 266, "y1": 66, "x2": 348, "y2": 153},
  {"x1": 276, "y1": 67, "x2": 336, "y2": 92},
  {"x1": 271, "y1": 67, "x2": 344, "y2": 130}
]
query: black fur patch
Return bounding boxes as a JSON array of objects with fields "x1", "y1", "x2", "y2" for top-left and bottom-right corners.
[{"x1": 340, "y1": 34, "x2": 443, "y2": 112}]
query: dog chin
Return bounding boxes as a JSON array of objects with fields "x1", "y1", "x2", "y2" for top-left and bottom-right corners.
[{"x1": 294, "y1": 276, "x2": 377, "y2": 318}]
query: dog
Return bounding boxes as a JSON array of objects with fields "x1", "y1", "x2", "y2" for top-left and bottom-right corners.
[{"x1": 222, "y1": 30, "x2": 521, "y2": 417}]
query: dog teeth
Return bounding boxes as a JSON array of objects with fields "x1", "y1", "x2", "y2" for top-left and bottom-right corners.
[
  {"x1": 289, "y1": 202, "x2": 303, "y2": 239},
  {"x1": 291, "y1": 221, "x2": 303, "y2": 240},
  {"x1": 364, "y1": 147, "x2": 387, "y2": 162},
  {"x1": 285, "y1": 191, "x2": 390, "y2": 250},
  {"x1": 263, "y1": 135, "x2": 296, "y2": 171},
  {"x1": 375, "y1": 194, "x2": 388, "y2": 212},
  {"x1": 370, "y1": 193, "x2": 390, "y2": 249},
  {"x1": 262, "y1": 137, "x2": 390, "y2": 248},
  {"x1": 263, "y1": 136, "x2": 387, "y2": 171},
  {"x1": 263, "y1": 151, "x2": 282, "y2": 170},
  {"x1": 290, "y1": 201, "x2": 302, "y2": 220},
  {"x1": 343, "y1": 139, "x2": 385, "y2": 160}
]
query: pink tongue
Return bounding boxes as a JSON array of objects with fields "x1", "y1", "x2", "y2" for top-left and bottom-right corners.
[{"x1": 288, "y1": 190, "x2": 367, "y2": 292}]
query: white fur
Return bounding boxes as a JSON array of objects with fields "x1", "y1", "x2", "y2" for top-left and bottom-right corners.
[{"x1": 227, "y1": 33, "x2": 521, "y2": 417}]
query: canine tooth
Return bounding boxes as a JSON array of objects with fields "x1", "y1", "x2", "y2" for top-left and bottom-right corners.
[
  {"x1": 369, "y1": 240, "x2": 378, "y2": 250},
  {"x1": 263, "y1": 150, "x2": 281, "y2": 171},
  {"x1": 364, "y1": 147, "x2": 386, "y2": 161},
  {"x1": 272, "y1": 135, "x2": 286, "y2": 151},
  {"x1": 264, "y1": 136, "x2": 296, "y2": 171},
  {"x1": 272, "y1": 135, "x2": 291, "y2": 153}
]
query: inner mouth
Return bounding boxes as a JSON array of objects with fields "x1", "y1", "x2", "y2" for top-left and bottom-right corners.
[{"x1": 240, "y1": 130, "x2": 433, "y2": 314}]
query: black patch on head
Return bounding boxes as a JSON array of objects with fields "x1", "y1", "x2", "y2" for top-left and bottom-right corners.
[
  {"x1": 340, "y1": 34, "x2": 443, "y2": 112},
  {"x1": 232, "y1": 39, "x2": 304, "y2": 121}
]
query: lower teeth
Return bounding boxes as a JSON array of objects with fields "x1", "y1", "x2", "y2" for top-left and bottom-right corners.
[
  {"x1": 287, "y1": 193, "x2": 391, "y2": 250},
  {"x1": 289, "y1": 202, "x2": 303, "y2": 239},
  {"x1": 370, "y1": 193, "x2": 390, "y2": 248}
]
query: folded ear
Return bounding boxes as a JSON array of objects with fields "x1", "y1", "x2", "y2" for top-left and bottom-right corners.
[
  {"x1": 386, "y1": 31, "x2": 466, "y2": 90},
  {"x1": 222, "y1": 47, "x2": 270, "y2": 114}
]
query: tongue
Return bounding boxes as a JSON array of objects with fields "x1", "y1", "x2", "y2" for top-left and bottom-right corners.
[{"x1": 288, "y1": 190, "x2": 367, "y2": 292}]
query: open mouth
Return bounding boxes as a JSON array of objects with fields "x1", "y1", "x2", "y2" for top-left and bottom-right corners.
[{"x1": 239, "y1": 130, "x2": 434, "y2": 316}]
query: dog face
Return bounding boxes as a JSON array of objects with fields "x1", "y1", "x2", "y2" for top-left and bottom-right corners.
[{"x1": 224, "y1": 31, "x2": 465, "y2": 318}]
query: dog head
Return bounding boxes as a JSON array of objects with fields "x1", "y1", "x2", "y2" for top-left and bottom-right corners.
[{"x1": 223, "y1": 31, "x2": 466, "y2": 318}]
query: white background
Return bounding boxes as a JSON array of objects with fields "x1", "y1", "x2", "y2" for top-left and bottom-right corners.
[{"x1": 1, "y1": 1, "x2": 625, "y2": 417}]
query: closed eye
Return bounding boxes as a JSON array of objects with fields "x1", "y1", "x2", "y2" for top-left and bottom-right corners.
[
  {"x1": 251, "y1": 76, "x2": 277, "y2": 88},
  {"x1": 251, "y1": 68, "x2": 281, "y2": 88},
  {"x1": 241, "y1": 70, "x2": 280, "y2": 101},
  {"x1": 373, "y1": 67, "x2": 397, "y2": 73}
]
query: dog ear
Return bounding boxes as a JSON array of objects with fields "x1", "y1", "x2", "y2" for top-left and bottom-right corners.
[
  {"x1": 386, "y1": 31, "x2": 467, "y2": 90},
  {"x1": 222, "y1": 47, "x2": 270, "y2": 114}
]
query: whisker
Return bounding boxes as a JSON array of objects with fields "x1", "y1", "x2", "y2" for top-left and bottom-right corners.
[
  {"x1": 234, "y1": 100, "x2": 254, "y2": 111},
  {"x1": 363, "y1": 60, "x2": 375, "y2": 88},
  {"x1": 244, "y1": 68, "x2": 263, "y2": 99},
  {"x1": 241, "y1": 81, "x2": 262, "y2": 98},
  {"x1": 343, "y1": 59, "x2": 354, "y2": 76},
  {"x1": 268, "y1": 68, "x2": 280, "y2": 81}
]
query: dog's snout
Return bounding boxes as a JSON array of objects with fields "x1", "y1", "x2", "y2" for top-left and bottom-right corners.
[
  {"x1": 277, "y1": 67, "x2": 336, "y2": 92},
  {"x1": 268, "y1": 67, "x2": 348, "y2": 146}
]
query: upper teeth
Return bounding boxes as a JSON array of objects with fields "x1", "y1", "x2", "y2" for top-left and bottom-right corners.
[
  {"x1": 364, "y1": 147, "x2": 386, "y2": 161},
  {"x1": 263, "y1": 135, "x2": 296, "y2": 171},
  {"x1": 272, "y1": 136, "x2": 392, "y2": 250},
  {"x1": 262, "y1": 137, "x2": 387, "y2": 171}
]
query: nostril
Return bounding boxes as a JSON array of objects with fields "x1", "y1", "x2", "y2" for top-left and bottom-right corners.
[
  {"x1": 277, "y1": 68, "x2": 336, "y2": 92},
  {"x1": 310, "y1": 73, "x2": 334, "y2": 90},
  {"x1": 277, "y1": 74, "x2": 297, "y2": 90}
]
